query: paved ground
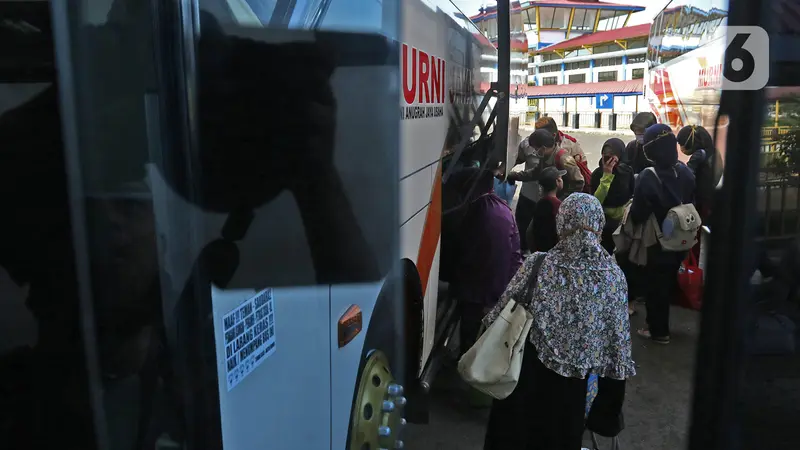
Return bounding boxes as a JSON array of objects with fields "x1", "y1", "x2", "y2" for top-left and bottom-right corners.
[
  {"x1": 405, "y1": 130, "x2": 702, "y2": 450},
  {"x1": 405, "y1": 304, "x2": 700, "y2": 450}
]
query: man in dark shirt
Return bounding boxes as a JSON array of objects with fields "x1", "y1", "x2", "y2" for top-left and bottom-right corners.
[
  {"x1": 624, "y1": 112, "x2": 658, "y2": 174},
  {"x1": 526, "y1": 167, "x2": 565, "y2": 253}
]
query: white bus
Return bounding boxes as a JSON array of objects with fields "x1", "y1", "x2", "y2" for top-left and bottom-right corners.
[{"x1": 0, "y1": 0, "x2": 516, "y2": 449}]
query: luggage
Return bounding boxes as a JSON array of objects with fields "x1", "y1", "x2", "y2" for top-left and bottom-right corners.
[
  {"x1": 677, "y1": 251, "x2": 703, "y2": 310},
  {"x1": 458, "y1": 254, "x2": 546, "y2": 399}
]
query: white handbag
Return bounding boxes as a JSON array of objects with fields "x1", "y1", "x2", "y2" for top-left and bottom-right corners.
[{"x1": 457, "y1": 254, "x2": 545, "y2": 400}]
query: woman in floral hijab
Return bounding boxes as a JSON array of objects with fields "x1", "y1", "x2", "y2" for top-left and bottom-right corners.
[{"x1": 483, "y1": 193, "x2": 636, "y2": 450}]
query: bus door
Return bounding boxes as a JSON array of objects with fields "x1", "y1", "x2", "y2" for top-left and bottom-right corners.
[
  {"x1": 689, "y1": 0, "x2": 800, "y2": 448},
  {"x1": 38, "y1": 0, "x2": 400, "y2": 449}
]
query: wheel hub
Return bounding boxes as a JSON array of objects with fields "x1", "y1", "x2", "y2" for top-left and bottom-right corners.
[{"x1": 349, "y1": 350, "x2": 407, "y2": 450}]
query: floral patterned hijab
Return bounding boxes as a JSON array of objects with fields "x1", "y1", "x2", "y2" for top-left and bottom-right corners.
[{"x1": 485, "y1": 194, "x2": 635, "y2": 380}]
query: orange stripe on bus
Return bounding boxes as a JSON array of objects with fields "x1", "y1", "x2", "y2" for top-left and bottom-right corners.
[{"x1": 416, "y1": 162, "x2": 442, "y2": 297}]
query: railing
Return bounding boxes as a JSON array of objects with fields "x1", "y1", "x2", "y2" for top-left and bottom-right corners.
[
  {"x1": 578, "y1": 112, "x2": 596, "y2": 128},
  {"x1": 616, "y1": 112, "x2": 634, "y2": 129},
  {"x1": 756, "y1": 165, "x2": 800, "y2": 243},
  {"x1": 762, "y1": 126, "x2": 792, "y2": 140},
  {"x1": 526, "y1": 110, "x2": 642, "y2": 131},
  {"x1": 696, "y1": 166, "x2": 800, "y2": 246},
  {"x1": 761, "y1": 141, "x2": 783, "y2": 167}
]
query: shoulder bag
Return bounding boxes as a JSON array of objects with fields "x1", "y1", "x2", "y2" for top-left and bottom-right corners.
[{"x1": 457, "y1": 253, "x2": 546, "y2": 399}]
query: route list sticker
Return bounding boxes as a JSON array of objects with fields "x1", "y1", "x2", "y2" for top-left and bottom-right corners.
[{"x1": 223, "y1": 288, "x2": 276, "y2": 391}]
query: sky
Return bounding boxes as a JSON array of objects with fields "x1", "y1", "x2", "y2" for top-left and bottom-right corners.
[{"x1": 452, "y1": 0, "x2": 673, "y2": 25}]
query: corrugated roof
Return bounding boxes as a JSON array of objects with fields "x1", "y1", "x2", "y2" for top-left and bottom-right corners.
[
  {"x1": 526, "y1": 79, "x2": 643, "y2": 97},
  {"x1": 524, "y1": 0, "x2": 645, "y2": 9},
  {"x1": 470, "y1": 0, "x2": 643, "y2": 22},
  {"x1": 537, "y1": 23, "x2": 651, "y2": 53}
]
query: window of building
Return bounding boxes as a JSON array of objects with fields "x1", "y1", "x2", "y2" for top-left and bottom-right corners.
[
  {"x1": 627, "y1": 54, "x2": 646, "y2": 64},
  {"x1": 593, "y1": 44, "x2": 615, "y2": 54},
  {"x1": 632, "y1": 68, "x2": 645, "y2": 79},
  {"x1": 542, "y1": 53, "x2": 560, "y2": 62},
  {"x1": 529, "y1": 67, "x2": 536, "y2": 76},
  {"x1": 594, "y1": 56, "x2": 623, "y2": 67},
  {"x1": 565, "y1": 48, "x2": 591, "y2": 58},
  {"x1": 542, "y1": 76, "x2": 558, "y2": 85},
  {"x1": 598, "y1": 70, "x2": 617, "y2": 82},
  {"x1": 571, "y1": 9, "x2": 597, "y2": 31},
  {"x1": 538, "y1": 7, "x2": 571, "y2": 29},
  {"x1": 627, "y1": 38, "x2": 647, "y2": 49},
  {"x1": 568, "y1": 73, "x2": 586, "y2": 84},
  {"x1": 539, "y1": 64, "x2": 561, "y2": 73},
  {"x1": 565, "y1": 60, "x2": 590, "y2": 70},
  {"x1": 596, "y1": 10, "x2": 627, "y2": 32}
]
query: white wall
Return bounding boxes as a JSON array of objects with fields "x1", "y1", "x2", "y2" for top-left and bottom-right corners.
[
  {"x1": 534, "y1": 62, "x2": 647, "y2": 85},
  {"x1": 537, "y1": 94, "x2": 644, "y2": 117},
  {"x1": 612, "y1": 95, "x2": 644, "y2": 112},
  {"x1": 539, "y1": 30, "x2": 567, "y2": 44}
]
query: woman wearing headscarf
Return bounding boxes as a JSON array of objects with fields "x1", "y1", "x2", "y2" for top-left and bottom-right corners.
[
  {"x1": 483, "y1": 193, "x2": 636, "y2": 450},
  {"x1": 676, "y1": 125, "x2": 723, "y2": 221},
  {"x1": 631, "y1": 124, "x2": 696, "y2": 344},
  {"x1": 625, "y1": 112, "x2": 658, "y2": 174},
  {"x1": 592, "y1": 138, "x2": 638, "y2": 316},
  {"x1": 591, "y1": 138, "x2": 635, "y2": 254}
]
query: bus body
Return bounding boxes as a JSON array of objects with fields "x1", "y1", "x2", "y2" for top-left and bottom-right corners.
[
  {"x1": 644, "y1": 0, "x2": 730, "y2": 162},
  {"x1": 0, "y1": 1, "x2": 513, "y2": 449},
  {"x1": 644, "y1": 0, "x2": 800, "y2": 223},
  {"x1": 149, "y1": 1, "x2": 510, "y2": 448}
]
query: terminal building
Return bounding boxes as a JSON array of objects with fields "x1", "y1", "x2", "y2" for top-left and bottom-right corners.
[
  {"x1": 526, "y1": 23, "x2": 651, "y2": 128},
  {"x1": 469, "y1": 0, "x2": 649, "y2": 128}
]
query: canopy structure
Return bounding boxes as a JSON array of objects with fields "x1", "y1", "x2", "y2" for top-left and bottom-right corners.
[{"x1": 469, "y1": 0, "x2": 645, "y2": 50}]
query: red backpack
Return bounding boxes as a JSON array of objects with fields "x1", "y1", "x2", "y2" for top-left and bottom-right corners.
[{"x1": 556, "y1": 148, "x2": 593, "y2": 194}]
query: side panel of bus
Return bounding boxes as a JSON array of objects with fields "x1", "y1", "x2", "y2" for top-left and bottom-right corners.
[
  {"x1": 645, "y1": 0, "x2": 729, "y2": 162},
  {"x1": 397, "y1": 0, "x2": 497, "y2": 375},
  {"x1": 646, "y1": 36, "x2": 728, "y2": 163}
]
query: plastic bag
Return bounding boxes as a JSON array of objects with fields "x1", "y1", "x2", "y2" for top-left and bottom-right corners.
[
  {"x1": 493, "y1": 178, "x2": 517, "y2": 204},
  {"x1": 677, "y1": 251, "x2": 703, "y2": 310}
]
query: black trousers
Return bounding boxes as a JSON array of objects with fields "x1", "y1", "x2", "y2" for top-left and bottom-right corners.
[
  {"x1": 459, "y1": 302, "x2": 486, "y2": 355},
  {"x1": 484, "y1": 342, "x2": 587, "y2": 450},
  {"x1": 515, "y1": 195, "x2": 537, "y2": 253},
  {"x1": 600, "y1": 217, "x2": 620, "y2": 256},
  {"x1": 644, "y1": 261, "x2": 681, "y2": 338},
  {"x1": 616, "y1": 252, "x2": 643, "y2": 302}
]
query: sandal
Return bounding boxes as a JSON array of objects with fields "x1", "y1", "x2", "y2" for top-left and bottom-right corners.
[{"x1": 637, "y1": 328, "x2": 670, "y2": 344}]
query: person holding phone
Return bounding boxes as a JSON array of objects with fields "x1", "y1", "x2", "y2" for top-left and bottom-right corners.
[
  {"x1": 592, "y1": 138, "x2": 637, "y2": 316},
  {"x1": 591, "y1": 138, "x2": 635, "y2": 254}
]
